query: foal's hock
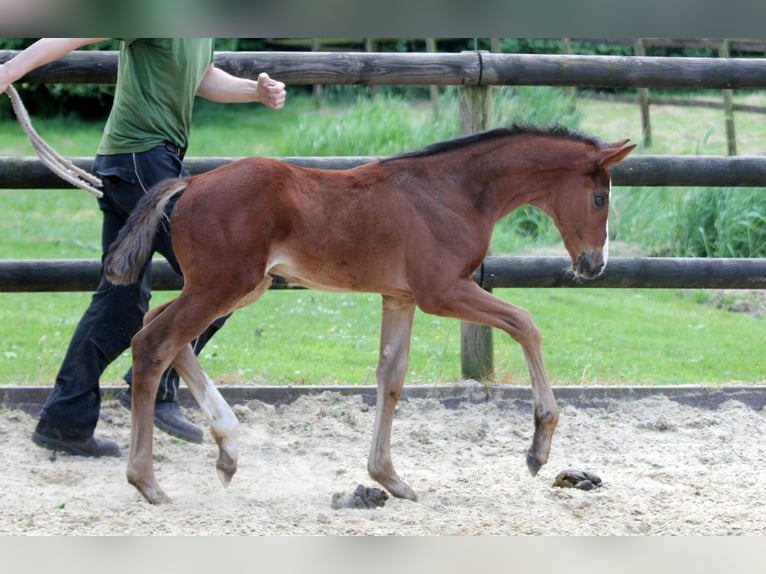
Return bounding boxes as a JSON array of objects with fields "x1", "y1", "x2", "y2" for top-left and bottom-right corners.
[{"x1": 104, "y1": 125, "x2": 634, "y2": 504}]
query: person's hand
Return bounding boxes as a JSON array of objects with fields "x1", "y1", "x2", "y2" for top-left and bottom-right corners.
[
  {"x1": 0, "y1": 64, "x2": 11, "y2": 94},
  {"x1": 256, "y1": 72, "x2": 286, "y2": 110}
]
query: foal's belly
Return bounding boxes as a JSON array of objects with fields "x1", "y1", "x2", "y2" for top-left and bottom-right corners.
[{"x1": 268, "y1": 253, "x2": 411, "y2": 298}]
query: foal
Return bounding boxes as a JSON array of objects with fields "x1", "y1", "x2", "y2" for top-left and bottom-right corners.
[{"x1": 104, "y1": 125, "x2": 634, "y2": 504}]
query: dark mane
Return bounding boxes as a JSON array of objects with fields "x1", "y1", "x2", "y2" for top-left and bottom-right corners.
[{"x1": 381, "y1": 124, "x2": 603, "y2": 163}]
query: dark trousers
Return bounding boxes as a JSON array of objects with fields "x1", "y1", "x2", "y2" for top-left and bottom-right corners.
[{"x1": 37, "y1": 144, "x2": 226, "y2": 441}]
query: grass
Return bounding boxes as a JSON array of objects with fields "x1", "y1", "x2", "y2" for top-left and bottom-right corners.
[
  {"x1": 577, "y1": 95, "x2": 766, "y2": 258},
  {"x1": 2, "y1": 87, "x2": 766, "y2": 386},
  {"x1": 4, "y1": 287, "x2": 764, "y2": 387}
]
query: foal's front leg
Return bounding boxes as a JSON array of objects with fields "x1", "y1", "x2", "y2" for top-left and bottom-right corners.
[
  {"x1": 422, "y1": 279, "x2": 559, "y2": 475},
  {"x1": 367, "y1": 296, "x2": 418, "y2": 501}
]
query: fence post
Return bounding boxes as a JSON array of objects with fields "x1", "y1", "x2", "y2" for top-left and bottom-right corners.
[
  {"x1": 426, "y1": 38, "x2": 439, "y2": 110},
  {"x1": 634, "y1": 38, "x2": 652, "y2": 146},
  {"x1": 365, "y1": 38, "x2": 378, "y2": 98},
  {"x1": 459, "y1": 76, "x2": 494, "y2": 381},
  {"x1": 311, "y1": 38, "x2": 323, "y2": 108},
  {"x1": 719, "y1": 39, "x2": 737, "y2": 156}
]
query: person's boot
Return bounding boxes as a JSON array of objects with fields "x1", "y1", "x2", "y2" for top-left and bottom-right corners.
[
  {"x1": 118, "y1": 389, "x2": 203, "y2": 444},
  {"x1": 32, "y1": 421, "x2": 121, "y2": 457}
]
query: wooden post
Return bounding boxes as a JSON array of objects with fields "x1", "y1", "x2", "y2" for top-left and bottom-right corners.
[
  {"x1": 426, "y1": 38, "x2": 439, "y2": 110},
  {"x1": 311, "y1": 38, "x2": 323, "y2": 108},
  {"x1": 459, "y1": 77, "x2": 494, "y2": 381},
  {"x1": 458, "y1": 85, "x2": 492, "y2": 134},
  {"x1": 365, "y1": 38, "x2": 377, "y2": 97},
  {"x1": 561, "y1": 38, "x2": 577, "y2": 108},
  {"x1": 719, "y1": 39, "x2": 737, "y2": 156},
  {"x1": 634, "y1": 39, "x2": 652, "y2": 146}
]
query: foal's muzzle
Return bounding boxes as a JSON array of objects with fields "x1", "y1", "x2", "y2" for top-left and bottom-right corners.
[{"x1": 574, "y1": 250, "x2": 606, "y2": 280}]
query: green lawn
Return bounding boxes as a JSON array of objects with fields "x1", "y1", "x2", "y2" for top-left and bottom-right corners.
[{"x1": 4, "y1": 286, "x2": 765, "y2": 387}]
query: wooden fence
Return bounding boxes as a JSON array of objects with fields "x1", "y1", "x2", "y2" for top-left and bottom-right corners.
[
  {"x1": 2, "y1": 48, "x2": 766, "y2": 380},
  {"x1": 7, "y1": 49, "x2": 766, "y2": 87}
]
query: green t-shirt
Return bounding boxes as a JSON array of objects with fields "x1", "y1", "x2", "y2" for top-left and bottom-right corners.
[{"x1": 97, "y1": 38, "x2": 214, "y2": 155}]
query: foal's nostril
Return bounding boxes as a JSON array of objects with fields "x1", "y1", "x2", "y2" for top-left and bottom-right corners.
[
  {"x1": 592, "y1": 262, "x2": 605, "y2": 277},
  {"x1": 576, "y1": 252, "x2": 605, "y2": 279}
]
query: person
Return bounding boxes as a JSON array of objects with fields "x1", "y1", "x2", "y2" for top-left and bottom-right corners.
[{"x1": 0, "y1": 38, "x2": 286, "y2": 457}]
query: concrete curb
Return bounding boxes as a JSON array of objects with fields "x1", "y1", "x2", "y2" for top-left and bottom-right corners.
[{"x1": 2, "y1": 384, "x2": 764, "y2": 416}]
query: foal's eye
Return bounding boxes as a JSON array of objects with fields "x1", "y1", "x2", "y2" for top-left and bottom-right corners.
[{"x1": 592, "y1": 194, "x2": 608, "y2": 209}]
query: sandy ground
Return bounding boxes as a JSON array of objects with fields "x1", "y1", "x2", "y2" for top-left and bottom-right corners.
[{"x1": 0, "y1": 386, "x2": 764, "y2": 535}]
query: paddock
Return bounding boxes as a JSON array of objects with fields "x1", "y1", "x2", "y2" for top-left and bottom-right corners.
[
  {"x1": 1, "y1": 46, "x2": 765, "y2": 532},
  {"x1": 1, "y1": 384, "x2": 764, "y2": 534}
]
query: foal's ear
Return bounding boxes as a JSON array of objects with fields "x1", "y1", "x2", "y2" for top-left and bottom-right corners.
[
  {"x1": 605, "y1": 138, "x2": 631, "y2": 148},
  {"x1": 597, "y1": 142, "x2": 636, "y2": 168}
]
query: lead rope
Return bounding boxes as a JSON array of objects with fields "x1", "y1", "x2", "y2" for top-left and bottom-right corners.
[{"x1": 4, "y1": 84, "x2": 103, "y2": 198}]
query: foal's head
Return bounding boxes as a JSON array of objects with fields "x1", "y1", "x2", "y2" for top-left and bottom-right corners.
[{"x1": 533, "y1": 135, "x2": 635, "y2": 279}]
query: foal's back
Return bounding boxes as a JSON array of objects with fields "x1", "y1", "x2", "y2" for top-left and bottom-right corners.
[{"x1": 170, "y1": 156, "x2": 471, "y2": 294}]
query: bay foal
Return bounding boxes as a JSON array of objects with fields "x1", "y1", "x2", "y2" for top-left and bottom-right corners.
[{"x1": 104, "y1": 125, "x2": 634, "y2": 504}]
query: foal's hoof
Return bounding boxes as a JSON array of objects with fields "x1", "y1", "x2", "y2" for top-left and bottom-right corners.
[
  {"x1": 216, "y1": 449, "x2": 237, "y2": 487},
  {"x1": 526, "y1": 451, "x2": 544, "y2": 476},
  {"x1": 394, "y1": 486, "x2": 419, "y2": 502},
  {"x1": 131, "y1": 480, "x2": 172, "y2": 505},
  {"x1": 381, "y1": 481, "x2": 418, "y2": 502}
]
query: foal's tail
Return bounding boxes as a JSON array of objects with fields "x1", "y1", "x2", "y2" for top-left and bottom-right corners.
[{"x1": 103, "y1": 178, "x2": 189, "y2": 286}]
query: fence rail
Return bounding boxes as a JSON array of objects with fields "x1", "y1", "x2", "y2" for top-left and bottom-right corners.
[
  {"x1": 5, "y1": 154, "x2": 766, "y2": 189},
  {"x1": 5, "y1": 50, "x2": 766, "y2": 89},
  {"x1": 2, "y1": 257, "x2": 766, "y2": 293}
]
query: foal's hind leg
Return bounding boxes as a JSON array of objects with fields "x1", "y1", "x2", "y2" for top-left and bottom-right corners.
[
  {"x1": 128, "y1": 286, "x2": 251, "y2": 504},
  {"x1": 171, "y1": 346, "x2": 238, "y2": 486},
  {"x1": 169, "y1": 276, "x2": 274, "y2": 488},
  {"x1": 367, "y1": 295, "x2": 418, "y2": 501},
  {"x1": 126, "y1": 301, "x2": 184, "y2": 504},
  {"x1": 419, "y1": 279, "x2": 559, "y2": 476}
]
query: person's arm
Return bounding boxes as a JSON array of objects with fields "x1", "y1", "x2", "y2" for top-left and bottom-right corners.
[
  {"x1": 0, "y1": 38, "x2": 109, "y2": 92},
  {"x1": 196, "y1": 64, "x2": 286, "y2": 109}
]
